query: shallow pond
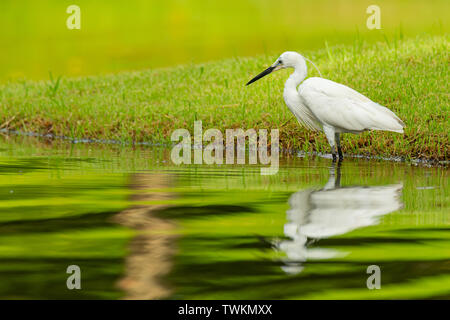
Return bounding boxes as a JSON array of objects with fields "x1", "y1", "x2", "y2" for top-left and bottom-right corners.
[{"x1": 0, "y1": 135, "x2": 448, "y2": 299}]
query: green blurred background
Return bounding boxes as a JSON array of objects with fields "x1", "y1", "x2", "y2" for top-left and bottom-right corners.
[{"x1": 0, "y1": 0, "x2": 448, "y2": 82}]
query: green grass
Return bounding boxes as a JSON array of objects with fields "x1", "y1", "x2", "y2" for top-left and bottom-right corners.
[{"x1": 0, "y1": 35, "x2": 448, "y2": 161}]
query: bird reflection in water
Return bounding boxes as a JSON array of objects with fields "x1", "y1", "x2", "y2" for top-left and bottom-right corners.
[{"x1": 276, "y1": 163, "x2": 403, "y2": 275}]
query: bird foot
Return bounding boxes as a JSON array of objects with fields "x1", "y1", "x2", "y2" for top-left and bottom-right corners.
[{"x1": 338, "y1": 147, "x2": 344, "y2": 161}]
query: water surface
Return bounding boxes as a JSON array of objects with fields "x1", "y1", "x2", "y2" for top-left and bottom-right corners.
[{"x1": 0, "y1": 136, "x2": 448, "y2": 299}]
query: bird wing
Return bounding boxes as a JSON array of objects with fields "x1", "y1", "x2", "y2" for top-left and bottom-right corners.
[{"x1": 299, "y1": 77, "x2": 405, "y2": 133}]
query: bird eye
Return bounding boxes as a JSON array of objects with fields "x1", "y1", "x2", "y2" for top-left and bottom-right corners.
[{"x1": 279, "y1": 60, "x2": 283, "y2": 65}]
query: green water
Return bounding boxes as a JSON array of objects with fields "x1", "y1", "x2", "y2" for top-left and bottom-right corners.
[{"x1": 0, "y1": 135, "x2": 448, "y2": 299}]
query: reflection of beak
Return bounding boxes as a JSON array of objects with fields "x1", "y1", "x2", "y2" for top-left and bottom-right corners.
[{"x1": 246, "y1": 66, "x2": 276, "y2": 86}]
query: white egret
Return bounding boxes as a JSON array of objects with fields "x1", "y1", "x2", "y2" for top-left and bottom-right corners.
[{"x1": 246, "y1": 51, "x2": 405, "y2": 161}]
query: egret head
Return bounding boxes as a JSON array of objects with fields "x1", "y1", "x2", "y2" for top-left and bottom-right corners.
[{"x1": 246, "y1": 51, "x2": 305, "y2": 86}]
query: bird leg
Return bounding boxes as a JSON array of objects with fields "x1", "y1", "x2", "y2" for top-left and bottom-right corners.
[
  {"x1": 323, "y1": 126, "x2": 338, "y2": 162},
  {"x1": 332, "y1": 151, "x2": 337, "y2": 162},
  {"x1": 335, "y1": 133, "x2": 343, "y2": 161}
]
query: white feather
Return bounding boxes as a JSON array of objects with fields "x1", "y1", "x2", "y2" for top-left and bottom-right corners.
[{"x1": 299, "y1": 77, "x2": 405, "y2": 133}]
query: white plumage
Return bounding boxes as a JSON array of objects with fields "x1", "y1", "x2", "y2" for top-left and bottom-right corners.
[{"x1": 247, "y1": 51, "x2": 405, "y2": 161}]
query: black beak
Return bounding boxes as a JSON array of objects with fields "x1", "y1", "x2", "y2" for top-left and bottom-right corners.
[{"x1": 246, "y1": 66, "x2": 275, "y2": 86}]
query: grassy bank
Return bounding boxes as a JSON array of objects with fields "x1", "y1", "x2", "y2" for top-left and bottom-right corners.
[{"x1": 0, "y1": 35, "x2": 448, "y2": 161}]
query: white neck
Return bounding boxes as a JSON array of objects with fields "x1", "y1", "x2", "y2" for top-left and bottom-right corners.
[
  {"x1": 282, "y1": 58, "x2": 322, "y2": 132},
  {"x1": 284, "y1": 61, "x2": 307, "y2": 94}
]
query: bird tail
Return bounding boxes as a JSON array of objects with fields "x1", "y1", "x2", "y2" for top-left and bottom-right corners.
[{"x1": 369, "y1": 103, "x2": 405, "y2": 133}]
